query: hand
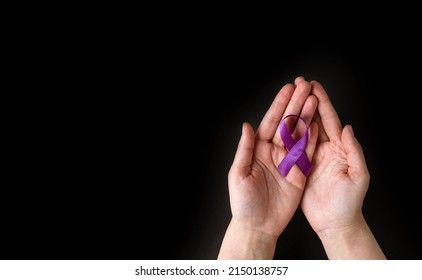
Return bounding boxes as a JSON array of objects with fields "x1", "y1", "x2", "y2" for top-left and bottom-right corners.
[
  {"x1": 300, "y1": 78, "x2": 385, "y2": 259},
  {"x1": 218, "y1": 80, "x2": 318, "y2": 259}
]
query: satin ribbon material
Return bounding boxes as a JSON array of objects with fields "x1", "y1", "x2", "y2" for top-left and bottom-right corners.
[{"x1": 278, "y1": 115, "x2": 312, "y2": 176}]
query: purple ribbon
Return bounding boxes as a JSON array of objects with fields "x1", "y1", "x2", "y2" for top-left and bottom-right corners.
[{"x1": 278, "y1": 115, "x2": 312, "y2": 177}]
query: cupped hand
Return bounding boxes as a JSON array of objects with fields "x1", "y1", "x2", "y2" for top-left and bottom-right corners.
[
  {"x1": 228, "y1": 80, "x2": 318, "y2": 238},
  {"x1": 300, "y1": 79, "x2": 370, "y2": 236}
]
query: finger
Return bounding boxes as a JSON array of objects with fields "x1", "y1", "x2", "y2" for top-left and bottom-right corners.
[
  {"x1": 295, "y1": 94, "x2": 318, "y2": 138},
  {"x1": 311, "y1": 80, "x2": 342, "y2": 141},
  {"x1": 256, "y1": 83, "x2": 294, "y2": 142},
  {"x1": 272, "y1": 81, "x2": 311, "y2": 145},
  {"x1": 294, "y1": 76, "x2": 306, "y2": 86},
  {"x1": 341, "y1": 125, "x2": 370, "y2": 186},
  {"x1": 229, "y1": 122, "x2": 255, "y2": 181},
  {"x1": 283, "y1": 80, "x2": 312, "y2": 118},
  {"x1": 273, "y1": 94, "x2": 317, "y2": 146}
]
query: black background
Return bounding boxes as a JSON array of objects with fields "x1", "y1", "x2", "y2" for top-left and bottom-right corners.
[{"x1": 3, "y1": 23, "x2": 422, "y2": 259}]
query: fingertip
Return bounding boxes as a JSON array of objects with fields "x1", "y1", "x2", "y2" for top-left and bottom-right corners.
[
  {"x1": 310, "y1": 80, "x2": 327, "y2": 93},
  {"x1": 242, "y1": 122, "x2": 247, "y2": 134},
  {"x1": 294, "y1": 76, "x2": 305, "y2": 85},
  {"x1": 342, "y1": 125, "x2": 359, "y2": 150},
  {"x1": 344, "y1": 124, "x2": 354, "y2": 137},
  {"x1": 310, "y1": 80, "x2": 320, "y2": 86},
  {"x1": 341, "y1": 124, "x2": 369, "y2": 180},
  {"x1": 310, "y1": 80, "x2": 323, "y2": 92},
  {"x1": 242, "y1": 122, "x2": 254, "y2": 134},
  {"x1": 348, "y1": 124, "x2": 355, "y2": 137},
  {"x1": 281, "y1": 83, "x2": 295, "y2": 93},
  {"x1": 240, "y1": 122, "x2": 255, "y2": 150},
  {"x1": 273, "y1": 83, "x2": 295, "y2": 105},
  {"x1": 231, "y1": 122, "x2": 255, "y2": 178}
]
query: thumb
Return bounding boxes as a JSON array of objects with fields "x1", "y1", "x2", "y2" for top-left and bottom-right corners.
[
  {"x1": 341, "y1": 125, "x2": 370, "y2": 185},
  {"x1": 229, "y1": 122, "x2": 255, "y2": 180}
]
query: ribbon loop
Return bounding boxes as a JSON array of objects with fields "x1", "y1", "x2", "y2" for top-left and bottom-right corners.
[{"x1": 278, "y1": 115, "x2": 312, "y2": 176}]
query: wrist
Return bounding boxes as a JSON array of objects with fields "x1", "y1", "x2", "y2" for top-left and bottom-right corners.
[
  {"x1": 316, "y1": 214, "x2": 366, "y2": 243},
  {"x1": 217, "y1": 218, "x2": 278, "y2": 260},
  {"x1": 317, "y1": 214, "x2": 385, "y2": 259}
]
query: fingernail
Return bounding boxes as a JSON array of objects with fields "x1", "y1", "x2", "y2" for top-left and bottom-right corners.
[{"x1": 349, "y1": 125, "x2": 354, "y2": 137}]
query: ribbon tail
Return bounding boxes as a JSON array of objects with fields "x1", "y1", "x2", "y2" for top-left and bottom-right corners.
[{"x1": 278, "y1": 136, "x2": 307, "y2": 177}]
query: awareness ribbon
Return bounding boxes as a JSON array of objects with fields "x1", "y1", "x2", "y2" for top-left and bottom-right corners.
[{"x1": 278, "y1": 115, "x2": 312, "y2": 177}]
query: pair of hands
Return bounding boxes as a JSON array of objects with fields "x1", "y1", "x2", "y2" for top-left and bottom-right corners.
[{"x1": 218, "y1": 77, "x2": 385, "y2": 259}]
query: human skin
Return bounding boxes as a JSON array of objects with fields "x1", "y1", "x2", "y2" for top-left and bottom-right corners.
[
  {"x1": 218, "y1": 77, "x2": 385, "y2": 260},
  {"x1": 218, "y1": 80, "x2": 318, "y2": 259},
  {"x1": 299, "y1": 78, "x2": 386, "y2": 259}
]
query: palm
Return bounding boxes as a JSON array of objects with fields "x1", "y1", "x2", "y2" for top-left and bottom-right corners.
[
  {"x1": 300, "y1": 80, "x2": 370, "y2": 234},
  {"x1": 227, "y1": 81, "x2": 318, "y2": 238},
  {"x1": 229, "y1": 139, "x2": 306, "y2": 237},
  {"x1": 301, "y1": 140, "x2": 365, "y2": 233}
]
